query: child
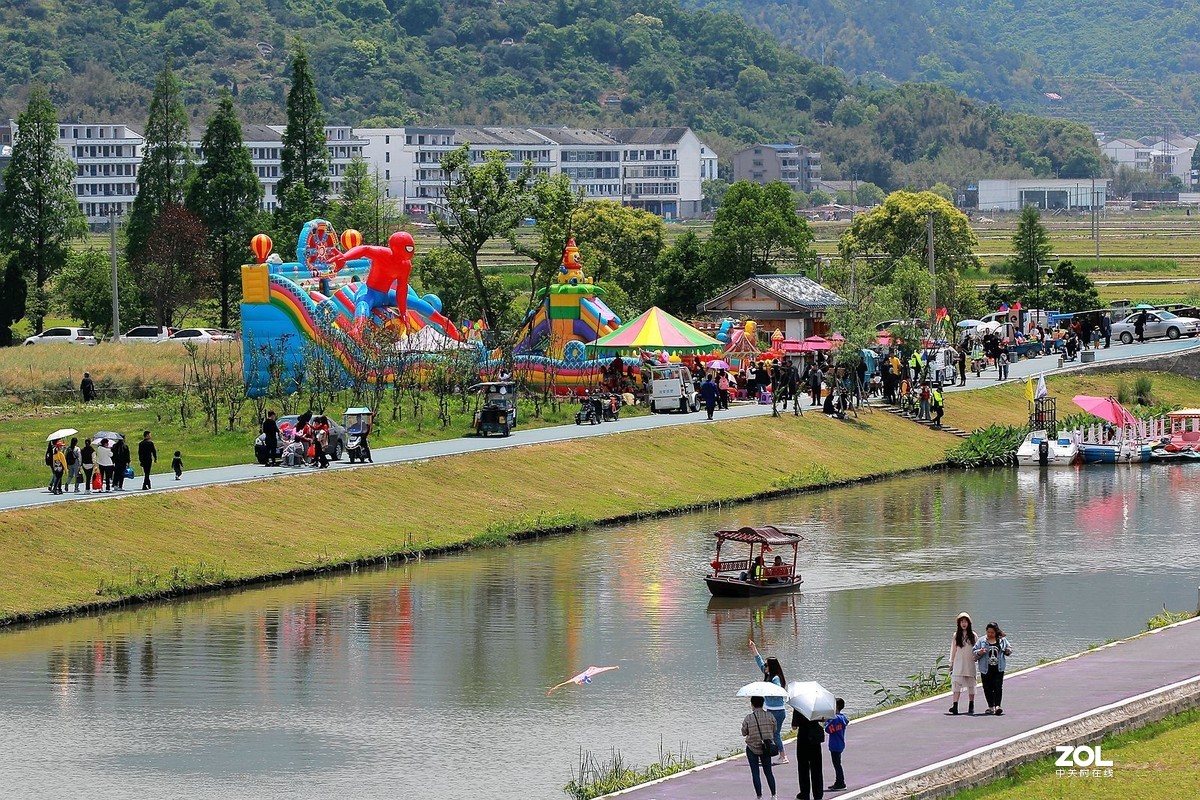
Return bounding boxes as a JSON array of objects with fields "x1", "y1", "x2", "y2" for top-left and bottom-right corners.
[
  {"x1": 825, "y1": 698, "x2": 848, "y2": 792},
  {"x1": 171, "y1": 450, "x2": 183, "y2": 480}
]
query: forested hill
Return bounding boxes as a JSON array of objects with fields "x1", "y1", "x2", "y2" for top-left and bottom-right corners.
[
  {"x1": 683, "y1": 0, "x2": 1200, "y2": 135},
  {"x1": 0, "y1": 0, "x2": 1099, "y2": 188}
]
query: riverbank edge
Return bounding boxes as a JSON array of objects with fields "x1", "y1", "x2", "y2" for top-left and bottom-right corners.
[
  {"x1": 601, "y1": 616, "x2": 1200, "y2": 799},
  {"x1": 0, "y1": 451, "x2": 951, "y2": 631}
]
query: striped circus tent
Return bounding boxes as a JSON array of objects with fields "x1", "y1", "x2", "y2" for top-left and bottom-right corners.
[{"x1": 588, "y1": 307, "x2": 722, "y2": 352}]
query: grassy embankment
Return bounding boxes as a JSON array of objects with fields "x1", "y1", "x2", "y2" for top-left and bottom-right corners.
[
  {"x1": 950, "y1": 707, "x2": 1200, "y2": 799},
  {"x1": 0, "y1": 342, "x2": 610, "y2": 491},
  {"x1": 0, "y1": 408, "x2": 954, "y2": 622}
]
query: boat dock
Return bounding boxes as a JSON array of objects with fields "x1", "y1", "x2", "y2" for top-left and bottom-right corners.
[{"x1": 609, "y1": 618, "x2": 1200, "y2": 800}]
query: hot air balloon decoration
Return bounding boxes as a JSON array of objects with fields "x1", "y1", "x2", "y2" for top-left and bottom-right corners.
[
  {"x1": 340, "y1": 228, "x2": 362, "y2": 251},
  {"x1": 251, "y1": 233, "x2": 273, "y2": 264}
]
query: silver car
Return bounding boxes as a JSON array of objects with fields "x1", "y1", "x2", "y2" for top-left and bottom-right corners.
[{"x1": 1111, "y1": 310, "x2": 1200, "y2": 344}]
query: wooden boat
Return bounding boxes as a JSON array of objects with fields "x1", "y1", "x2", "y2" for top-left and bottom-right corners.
[{"x1": 705, "y1": 525, "x2": 803, "y2": 598}]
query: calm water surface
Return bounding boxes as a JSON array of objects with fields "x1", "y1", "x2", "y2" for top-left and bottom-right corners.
[{"x1": 3, "y1": 467, "x2": 1200, "y2": 799}]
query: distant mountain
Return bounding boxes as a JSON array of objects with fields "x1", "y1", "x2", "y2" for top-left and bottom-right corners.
[
  {"x1": 684, "y1": 0, "x2": 1200, "y2": 134},
  {"x1": 0, "y1": 0, "x2": 1100, "y2": 187}
]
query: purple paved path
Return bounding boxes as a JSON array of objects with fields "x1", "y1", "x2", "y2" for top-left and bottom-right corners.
[{"x1": 613, "y1": 618, "x2": 1200, "y2": 799}]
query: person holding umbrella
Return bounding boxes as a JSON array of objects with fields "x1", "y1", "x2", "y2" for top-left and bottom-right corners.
[
  {"x1": 737, "y1": 683, "x2": 783, "y2": 800},
  {"x1": 49, "y1": 441, "x2": 67, "y2": 495},
  {"x1": 96, "y1": 438, "x2": 114, "y2": 492},
  {"x1": 788, "y1": 681, "x2": 837, "y2": 800}
]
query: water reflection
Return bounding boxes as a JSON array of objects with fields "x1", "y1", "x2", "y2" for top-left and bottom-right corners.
[{"x1": 3, "y1": 467, "x2": 1200, "y2": 798}]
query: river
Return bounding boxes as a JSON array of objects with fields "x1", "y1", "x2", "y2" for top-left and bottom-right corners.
[{"x1": 3, "y1": 466, "x2": 1199, "y2": 799}]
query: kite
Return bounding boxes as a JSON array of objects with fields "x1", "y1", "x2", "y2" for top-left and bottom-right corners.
[{"x1": 546, "y1": 665, "x2": 620, "y2": 696}]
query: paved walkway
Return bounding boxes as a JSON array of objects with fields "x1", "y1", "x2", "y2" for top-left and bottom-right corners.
[
  {"x1": 3, "y1": 337, "x2": 1196, "y2": 513},
  {"x1": 613, "y1": 618, "x2": 1200, "y2": 799}
]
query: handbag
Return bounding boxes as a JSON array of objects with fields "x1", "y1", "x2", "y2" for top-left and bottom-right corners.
[
  {"x1": 92, "y1": 472, "x2": 102, "y2": 490},
  {"x1": 753, "y1": 711, "x2": 779, "y2": 759}
]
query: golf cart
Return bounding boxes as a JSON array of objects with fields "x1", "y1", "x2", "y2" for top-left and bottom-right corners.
[
  {"x1": 471, "y1": 382, "x2": 518, "y2": 437},
  {"x1": 344, "y1": 406, "x2": 373, "y2": 463},
  {"x1": 648, "y1": 364, "x2": 699, "y2": 414}
]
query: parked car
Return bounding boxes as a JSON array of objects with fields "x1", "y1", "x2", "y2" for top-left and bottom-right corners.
[
  {"x1": 23, "y1": 326, "x2": 97, "y2": 346},
  {"x1": 159, "y1": 328, "x2": 235, "y2": 343},
  {"x1": 1111, "y1": 310, "x2": 1200, "y2": 344},
  {"x1": 119, "y1": 325, "x2": 172, "y2": 344},
  {"x1": 254, "y1": 415, "x2": 348, "y2": 464}
]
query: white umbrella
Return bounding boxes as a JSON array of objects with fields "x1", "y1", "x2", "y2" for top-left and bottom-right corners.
[
  {"x1": 956, "y1": 319, "x2": 982, "y2": 329},
  {"x1": 46, "y1": 428, "x2": 77, "y2": 442},
  {"x1": 976, "y1": 320, "x2": 1002, "y2": 334},
  {"x1": 736, "y1": 681, "x2": 790, "y2": 699},
  {"x1": 787, "y1": 681, "x2": 837, "y2": 721}
]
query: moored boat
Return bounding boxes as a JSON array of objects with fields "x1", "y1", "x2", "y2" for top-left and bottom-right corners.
[
  {"x1": 705, "y1": 525, "x2": 803, "y2": 598},
  {"x1": 1079, "y1": 440, "x2": 1153, "y2": 464},
  {"x1": 1015, "y1": 430, "x2": 1080, "y2": 467}
]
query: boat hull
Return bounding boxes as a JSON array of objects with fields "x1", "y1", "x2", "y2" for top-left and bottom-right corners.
[
  {"x1": 1079, "y1": 442, "x2": 1153, "y2": 464},
  {"x1": 705, "y1": 575, "x2": 802, "y2": 598},
  {"x1": 1015, "y1": 433, "x2": 1081, "y2": 467}
]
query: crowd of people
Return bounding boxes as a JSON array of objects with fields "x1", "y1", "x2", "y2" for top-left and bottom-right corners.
[
  {"x1": 688, "y1": 353, "x2": 864, "y2": 421},
  {"x1": 44, "y1": 431, "x2": 181, "y2": 496},
  {"x1": 739, "y1": 615, "x2": 1015, "y2": 800}
]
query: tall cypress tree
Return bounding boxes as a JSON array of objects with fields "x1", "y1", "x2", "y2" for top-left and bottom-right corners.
[
  {"x1": 127, "y1": 58, "x2": 193, "y2": 265},
  {"x1": 186, "y1": 92, "x2": 264, "y2": 327},
  {"x1": 277, "y1": 42, "x2": 330, "y2": 226},
  {"x1": 1009, "y1": 205, "x2": 1053, "y2": 291},
  {"x1": 0, "y1": 88, "x2": 86, "y2": 341}
]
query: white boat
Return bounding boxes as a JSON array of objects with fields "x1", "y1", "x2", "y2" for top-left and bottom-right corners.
[{"x1": 1016, "y1": 430, "x2": 1081, "y2": 467}]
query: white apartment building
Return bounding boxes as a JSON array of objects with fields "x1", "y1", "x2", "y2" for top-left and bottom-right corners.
[
  {"x1": 358, "y1": 125, "x2": 718, "y2": 219},
  {"x1": 1100, "y1": 135, "x2": 1195, "y2": 182}
]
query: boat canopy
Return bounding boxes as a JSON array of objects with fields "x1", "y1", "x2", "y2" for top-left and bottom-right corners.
[
  {"x1": 1167, "y1": 409, "x2": 1200, "y2": 417},
  {"x1": 713, "y1": 526, "x2": 804, "y2": 545}
]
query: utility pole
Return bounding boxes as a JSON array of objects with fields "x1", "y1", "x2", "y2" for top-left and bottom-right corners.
[
  {"x1": 109, "y1": 206, "x2": 120, "y2": 342},
  {"x1": 1092, "y1": 176, "x2": 1100, "y2": 270},
  {"x1": 927, "y1": 212, "x2": 936, "y2": 329}
]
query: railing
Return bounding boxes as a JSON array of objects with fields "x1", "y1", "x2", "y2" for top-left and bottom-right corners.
[{"x1": 713, "y1": 561, "x2": 793, "y2": 578}]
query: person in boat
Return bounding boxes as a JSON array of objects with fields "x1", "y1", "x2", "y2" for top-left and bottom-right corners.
[
  {"x1": 769, "y1": 555, "x2": 785, "y2": 584},
  {"x1": 752, "y1": 555, "x2": 766, "y2": 582}
]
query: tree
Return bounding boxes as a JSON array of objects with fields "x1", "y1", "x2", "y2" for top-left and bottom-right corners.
[
  {"x1": 133, "y1": 205, "x2": 212, "y2": 328},
  {"x1": 704, "y1": 181, "x2": 814, "y2": 290},
  {"x1": 0, "y1": 88, "x2": 86, "y2": 342},
  {"x1": 126, "y1": 59, "x2": 192, "y2": 265},
  {"x1": 331, "y1": 157, "x2": 401, "y2": 243},
  {"x1": 1043, "y1": 260, "x2": 1100, "y2": 313},
  {"x1": 431, "y1": 145, "x2": 531, "y2": 329},
  {"x1": 1008, "y1": 205, "x2": 1053, "y2": 292},
  {"x1": 702, "y1": 178, "x2": 729, "y2": 212},
  {"x1": 510, "y1": 172, "x2": 582, "y2": 316},
  {"x1": 277, "y1": 43, "x2": 330, "y2": 217},
  {"x1": 51, "y1": 249, "x2": 142, "y2": 337},
  {"x1": 840, "y1": 190, "x2": 979, "y2": 273},
  {"x1": 416, "y1": 247, "x2": 477, "y2": 324},
  {"x1": 856, "y1": 182, "x2": 886, "y2": 206},
  {"x1": 809, "y1": 189, "x2": 831, "y2": 206},
  {"x1": 186, "y1": 92, "x2": 263, "y2": 328},
  {"x1": 570, "y1": 200, "x2": 666, "y2": 309},
  {"x1": 653, "y1": 231, "x2": 710, "y2": 316}
]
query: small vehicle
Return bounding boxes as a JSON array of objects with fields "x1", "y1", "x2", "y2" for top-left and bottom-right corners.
[
  {"x1": 23, "y1": 326, "x2": 97, "y2": 346},
  {"x1": 648, "y1": 365, "x2": 699, "y2": 414},
  {"x1": 1015, "y1": 430, "x2": 1081, "y2": 467},
  {"x1": 470, "y1": 382, "x2": 518, "y2": 437},
  {"x1": 119, "y1": 325, "x2": 172, "y2": 344},
  {"x1": 602, "y1": 393, "x2": 622, "y2": 421},
  {"x1": 1111, "y1": 310, "x2": 1200, "y2": 344},
  {"x1": 160, "y1": 328, "x2": 236, "y2": 344},
  {"x1": 705, "y1": 525, "x2": 804, "y2": 598},
  {"x1": 254, "y1": 414, "x2": 348, "y2": 464},
  {"x1": 344, "y1": 406, "x2": 373, "y2": 463},
  {"x1": 575, "y1": 393, "x2": 603, "y2": 425}
]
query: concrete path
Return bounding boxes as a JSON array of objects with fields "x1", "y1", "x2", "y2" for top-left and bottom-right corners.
[
  {"x1": 612, "y1": 618, "x2": 1200, "y2": 799},
  {"x1": 3, "y1": 337, "x2": 1196, "y2": 513}
]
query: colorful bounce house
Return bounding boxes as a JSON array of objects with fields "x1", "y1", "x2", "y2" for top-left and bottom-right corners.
[{"x1": 240, "y1": 220, "x2": 462, "y2": 396}]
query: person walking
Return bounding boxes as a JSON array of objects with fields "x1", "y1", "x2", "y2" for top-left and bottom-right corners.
[
  {"x1": 65, "y1": 437, "x2": 81, "y2": 494},
  {"x1": 948, "y1": 612, "x2": 978, "y2": 716},
  {"x1": 741, "y1": 695, "x2": 779, "y2": 800},
  {"x1": 262, "y1": 411, "x2": 280, "y2": 467},
  {"x1": 1101, "y1": 312, "x2": 1112, "y2": 349},
  {"x1": 50, "y1": 442, "x2": 67, "y2": 495},
  {"x1": 918, "y1": 381, "x2": 931, "y2": 421},
  {"x1": 172, "y1": 450, "x2": 184, "y2": 480},
  {"x1": 718, "y1": 370, "x2": 731, "y2": 411},
  {"x1": 825, "y1": 698, "x2": 849, "y2": 792},
  {"x1": 313, "y1": 416, "x2": 330, "y2": 469},
  {"x1": 791, "y1": 707, "x2": 825, "y2": 800},
  {"x1": 808, "y1": 364, "x2": 824, "y2": 407},
  {"x1": 96, "y1": 438, "x2": 114, "y2": 492},
  {"x1": 931, "y1": 384, "x2": 945, "y2": 428},
  {"x1": 957, "y1": 344, "x2": 967, "y2": 387},
  {"x1": 785, "y1": 358, "x2": 799, "y2": 410},
  {"x1": 80, "y1": 371, "x2": 96, "y2": 403},
  {"x1": 112, "y1": 437, "x2": 130, "y2": 490},
  {"x1": 996, "y1": 341, "x2": 1009, "y2": 381},
  {"x1": 138, "y1": 430, "x2": 157, "y2": 490},
  {"x1": 1135, "y1": 310, "x2": 1147, "y2": 343},
  {"x1": 79, "y1": 439, "x2": 95, "y2": 494},
  {"x1": 749, "y1": 639, "x2": 789, "y2": 766},
  {"x1": 974, "y1": 622, "x2": 1014, "y2": 715},
  {"x1": 700, "y1": 374, "x2": 719, "y2": 420}
]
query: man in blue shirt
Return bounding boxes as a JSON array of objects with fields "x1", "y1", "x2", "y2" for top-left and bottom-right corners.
[
  {"x1": 825, "y1": 698, "x2": 848, "y2": 791},
  {"x1": 700, "y1": 375, "x2": 719, "y2": 420}
]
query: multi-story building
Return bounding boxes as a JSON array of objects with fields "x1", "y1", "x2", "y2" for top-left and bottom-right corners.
[
  {"x1": 58, "y1": 123, "x2": 143, "y2": 225},
  {"x1": 357, "y1": 125, "x2": 718, "y2": 218},
  {"x1": 1100, "y1": 136, "x2": 1195, "y2": 183},
  {"x1": 0, "y1": 123, "x2": 11, "y2": 195},
  {"x1": 733, "y1": 143, "x2": 821, "y2": 193}
]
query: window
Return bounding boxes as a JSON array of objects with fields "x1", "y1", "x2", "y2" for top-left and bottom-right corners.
[
  {"x1": 385, "y1": 170, "x2": 390, "y2": 180},
  {"x1": 385, "y1": 152, "x2": 390, "y2": 162},
  {"x1": 385, "y1": 135, "x2": 390, "y2": 145}
]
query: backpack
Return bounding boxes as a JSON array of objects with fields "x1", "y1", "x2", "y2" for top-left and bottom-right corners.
[{"x1": 66, "y1": 447, "x2": 77, "y2": 466}]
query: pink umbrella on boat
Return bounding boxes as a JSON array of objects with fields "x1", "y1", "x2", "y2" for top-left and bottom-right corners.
[{"x1": 1073, "y1": 395, "x2": 1139, "y2": 427}]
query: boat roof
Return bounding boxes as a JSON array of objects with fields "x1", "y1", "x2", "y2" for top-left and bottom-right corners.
[
  {"x1": 1167, "y1": 408, "x2": 1200, "y2": 416},
  {"x1": 344, "y1": 407, "x2": 372, "y2": 415},
  {"x1": 713, "y1": 525, "x2": 804, "y2": 544}
]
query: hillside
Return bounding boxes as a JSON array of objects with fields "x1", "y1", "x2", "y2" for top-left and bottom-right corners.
[
  {"x1": 683, "y1": 0, "x2": 1200, "y2": 135},
  {"x1": 0, "y1": 0, "x2": 1099, "y2": 187}
]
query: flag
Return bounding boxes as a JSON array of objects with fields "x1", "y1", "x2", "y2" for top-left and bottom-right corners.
[
  {"x1": 762, "y1": 544, "x2": 773, "y2": 553},
  {"x1": 1024, "y1": 376, "x2": 1035, "y2": 402},
  {"x1": 1035, "y1": 374, "x2": 1048, "y2": 400},
  {"x1": 1013, "y1": 301, "x2": 1022, "y2": 311}
]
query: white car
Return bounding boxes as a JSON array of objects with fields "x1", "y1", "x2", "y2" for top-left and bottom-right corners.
[
  {"x1": 1111, "y1": 310, "x2": 1200, "y2": 344},
  {"x1": 119, "y1": 325, "x2": 172, "y2": 344},
  {"x1": 159, "y1": 328, "x2": 235, "y2": 343},
  {"x1": 23, "y1": 326, "x2": 97, "y2": 346}
]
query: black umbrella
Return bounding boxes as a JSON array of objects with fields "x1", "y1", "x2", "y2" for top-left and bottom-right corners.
[{"x1": 296, "y1": 411, "x2": 312, "y2": 428}]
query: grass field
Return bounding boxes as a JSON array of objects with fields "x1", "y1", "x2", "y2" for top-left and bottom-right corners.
[
  {"x1": 950, "y1": 707, "x2": 1200, "y2": 799},
  {"x1": 0, "y1": 408, "x2": 953, "y2": 620}
]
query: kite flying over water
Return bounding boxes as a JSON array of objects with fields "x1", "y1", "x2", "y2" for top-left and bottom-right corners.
[{"x1": 546, "y1": 665, "x2": 620, "y2": 696}]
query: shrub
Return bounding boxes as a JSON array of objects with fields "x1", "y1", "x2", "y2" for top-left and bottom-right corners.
[
  {"x1": 1134, "y1": 375, "x2": 1154, "y2": 406},
  {"x1": 946, "y1": 424, "x2": 1028, "y2": 468},
  {"x1": 1116, "y1": 379, "x2": 1134, "y2": 405}
]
